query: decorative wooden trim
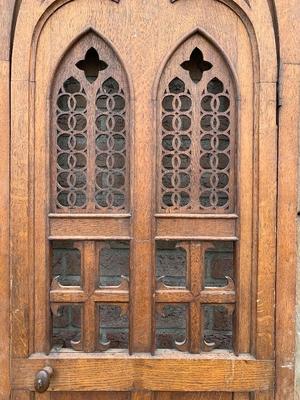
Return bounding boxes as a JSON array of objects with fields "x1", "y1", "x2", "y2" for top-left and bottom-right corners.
[
  {"x1": 12, "y1": 355, "x2": 274, "y2": 392},
  {"x1": 170, "y1": 0, "x2": 251, "y2": 7}
]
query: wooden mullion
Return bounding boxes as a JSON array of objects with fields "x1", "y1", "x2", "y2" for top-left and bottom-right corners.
[
  {"x1": 190, "y1": 84, "x2": 199, "y2": 209},
  {"x1": 86, "y1": 83, "x2": 96, "y2": 212},
  {"x1": 82, "y1": 241, "x2": 98, "y2": 352}
]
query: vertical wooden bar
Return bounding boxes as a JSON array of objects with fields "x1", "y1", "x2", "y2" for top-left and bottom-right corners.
[
  {"x1": 0, "y1": 59, "x2": 10, "y2": 399},
  {"x1": 254, "y1": 83, "x2": 277, "y2": 400},
  {"x1": 189, "y1": 242, "x2": 204, "y2": 353},
  {"x1": 235, "y1": 19, "x2": 254, "y2": 355},
  {"x1": 276, "y1": 64, "x2": 299, "y2": 400},
  {"x1": 82, "y1": 241, "x2": 98, "y2": 352},
  {"x1": 131, "y1": 392, "x2": 154, "y2": 400},
  {"x1": 130, "y1": 10, "x2": 154, "y2": 352},
  {"x1": 11, "y1": 391, "x2": 33, "y2": 400},
  {"x1": 234, "y1": 393, "x2": 250, "y2": 400},
  {"x1": 11, "y1": 79, "x2": 31, "y2": 358}
]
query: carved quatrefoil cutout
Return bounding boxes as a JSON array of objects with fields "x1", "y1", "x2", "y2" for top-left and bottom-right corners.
[
  {"x1": 181, "y1": 48, "x2": 213, "y2": 83},
  {"x1": 76, "y1": 47, "x2": 108, "y2": 83}
]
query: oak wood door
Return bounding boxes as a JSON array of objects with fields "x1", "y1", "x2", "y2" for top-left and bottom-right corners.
[{"x1": 10, "y1": 0, "x2": 277, "y2": 399}]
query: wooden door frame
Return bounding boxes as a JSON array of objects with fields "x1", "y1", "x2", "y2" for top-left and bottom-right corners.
[{"x1": 0, "y1": 0, "x2": 298, "y2": 399}]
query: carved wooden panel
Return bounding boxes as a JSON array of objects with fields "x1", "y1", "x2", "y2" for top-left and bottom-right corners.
[
  {"x1": 51, "y1": 33, "x2": 130, "y2": 213},
  {"x1": 157, "y1": 33, "x2": 236, "y2": 213},
  {"x1": 50, "y1": 240, "x2": 130, "y2": 352},
  {"x1": 155, "y1": 241, "x2": 235, "y2": 353}
]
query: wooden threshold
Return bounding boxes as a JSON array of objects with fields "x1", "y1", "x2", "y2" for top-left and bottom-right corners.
[{"x1": 12, "y1": 353, "x2": 274, "y2": 392}]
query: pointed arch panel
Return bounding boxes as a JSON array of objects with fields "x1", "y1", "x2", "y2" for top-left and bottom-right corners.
[
  {"x1": 51, "y1": 32, "x2": 130, "y2": 213},
  {"x1": 156, "y1": 32, "x2": 237, "y2": 214}
]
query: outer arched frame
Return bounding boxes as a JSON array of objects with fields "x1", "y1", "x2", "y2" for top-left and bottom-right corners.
[{"x1": 1, "y1": 0, "x2": 297, "y2": 399}]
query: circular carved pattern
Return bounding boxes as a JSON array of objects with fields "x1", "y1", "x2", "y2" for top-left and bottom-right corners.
[
  {"x1": 161, "y1": 78, "x2": 192, "y2": 210},
  {"x1": 95, "y1": 78, "x2": 127, "y2": 210},
  {"x1": 199, "y1": 78, "x2": 231, "y2": 210},
  {"x1": 55, "y1": 77, "x2": 88, "y2": 209}
]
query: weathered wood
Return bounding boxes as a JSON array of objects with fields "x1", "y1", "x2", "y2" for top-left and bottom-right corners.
[
  {"x1": 0, "y1": 60, "x2": 11, "y2": 400},
  {"x1": 49, "y1": 216, "x2": 130, "y2": 238},
  {"x1": 12, "y1": 355, "x2": 274, "y2": 392},
  {"x1": 276, "y1": 63, "x2": 300, "y2": 399},
  {"x1": 6, "y1": 0, "x2": 284, "y2": 398}
]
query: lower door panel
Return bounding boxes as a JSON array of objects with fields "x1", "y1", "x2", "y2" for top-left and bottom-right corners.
[{"x1": 49, "y1": 393, "x2": 235, "y2": 400}]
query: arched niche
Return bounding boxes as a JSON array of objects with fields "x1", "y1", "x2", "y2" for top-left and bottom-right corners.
[
  {"x1": 50, "y1": 31, "x2": 130, "y2": 213},
  {"x1": 155, "y1": 29, "x2": 238, "y2": 214}
]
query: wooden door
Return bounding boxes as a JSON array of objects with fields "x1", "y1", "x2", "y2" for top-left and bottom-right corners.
[{"x1": 10, "y1": 0, "x2": 278, "y2": 399}]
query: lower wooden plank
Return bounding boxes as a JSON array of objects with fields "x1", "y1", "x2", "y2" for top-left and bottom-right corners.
[
  {"x1": 233, "y1": 394, "x2": 249, "y2": 400},
  {"x1": 154, "y1": 393, "x2": 232, "y2": 400},
  {"x1": 12, "y1": 354, "x2": 274, "y2": 392},
  {"x1": 11, "y1": 391, "x2": 33, "y2": 400},
  {"x1": 253, "y1": 391, "x2": 274, "y2": 400},
  {"x1": 131, "y1": 392, "x2": 153, "y2": 400},
  {"x1": 51, "y1": 392, "x2": 130, "y2": 399}
]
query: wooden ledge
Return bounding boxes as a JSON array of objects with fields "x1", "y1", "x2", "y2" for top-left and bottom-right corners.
[{"x1": 12, "y1": 353, "x2": 274, "y2": 392}]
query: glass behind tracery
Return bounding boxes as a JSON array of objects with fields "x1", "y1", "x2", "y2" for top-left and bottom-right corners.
[
  {"x1": 158, "y1": 38, "x2": 236, "y2": 214},
  {"x1": 52, "y1": 42, "x2": 130, "y2": 213}
]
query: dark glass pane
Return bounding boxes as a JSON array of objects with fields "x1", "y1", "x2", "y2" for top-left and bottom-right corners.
[
  {"x1": 99, "y1": 241, "x2": 130, "y2": 286},
  {"x1": 156, "y1": 241, "x2": 186, "y2": 287},
  {"x1": 52, "y1": 241, "x2": 81, "y2": 286},
  {"x1": 203, "y1": 304, "x2": 233, "y2": 350},
  {"x1": 204, "y1": 242, "x2": 234, "y2": 287},
  {"x1": 52, "y1": 305, "x2": 81, "y2": 350},
  {"x1": 99, "y1": 304, "x2": 129, "y2": 349},
  {"x1": 156, "y1": 304, "x2": 187, "y2": 349}
]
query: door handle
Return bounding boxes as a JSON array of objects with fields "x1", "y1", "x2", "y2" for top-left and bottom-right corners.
[{"x1": 34, "y1": 366, "x2": 53, "y2": 393}]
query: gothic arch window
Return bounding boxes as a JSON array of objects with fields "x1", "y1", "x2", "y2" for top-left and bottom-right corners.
[
  {"x1": 157, "y1": 32, "x2": 237, "y2": 214},
  {"x1": 51, "y1": 32, "x2": 130, "y2": 213}
]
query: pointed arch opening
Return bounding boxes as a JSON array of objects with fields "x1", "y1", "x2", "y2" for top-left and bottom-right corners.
[
  {"x1": 50, "y1": 30, "x2": 130, "y2": 213},
  {"x1": 156, "y1": 30, "x2": 238, "y2": 214}
]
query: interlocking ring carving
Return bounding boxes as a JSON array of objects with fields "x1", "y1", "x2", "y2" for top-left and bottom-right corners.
[
  {"x1": 55, "y1": 77, "x2": 88, "y2": 209},
  {"x1": 159, "y1": 75, "x2": 233, "y2": 213},
  {"x1": 95, "y1": 78, "x2": 127, "y2": 210},
  {"x1": 161, "y1": 78, "x2": 192, "y2": 210},
  {"x1": 199, "y1": 78, "x2": 231, "y2": 210}
]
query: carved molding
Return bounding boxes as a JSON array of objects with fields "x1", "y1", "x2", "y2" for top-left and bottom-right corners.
[{"x1": 170, "y1": 0, "x2": 251, "y2": 6}]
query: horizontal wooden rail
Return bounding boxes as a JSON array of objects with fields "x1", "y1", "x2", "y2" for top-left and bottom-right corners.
[
  {"x1": 12, "y1": 353, "x2": 274, "y2": 392},
  {"x1": 49, "y1": 215, "x2": 131, "y2": 238},
  {"x1": 156, "y1": 216, "x2": 237, "y2": 238}
]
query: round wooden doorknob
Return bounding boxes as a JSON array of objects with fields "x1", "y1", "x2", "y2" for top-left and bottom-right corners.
[{"x1": 34, "y1": 366, "x2": 53, "y2": 393}]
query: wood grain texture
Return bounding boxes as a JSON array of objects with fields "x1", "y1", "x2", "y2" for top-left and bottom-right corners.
[
  {"x1": 51, "y1": 393, "x2": 129, "y2": 400},
  {"x1": 12, "y1": 355, "x2": 274, "y2": 392},
  {"x1": 0, "y1": 61, "x2": 10, "y2": 400},
  {"x1": 155, "y1": 393, "x2": 232, "y2": 400},
  {"x1": 275, "y1": 1, "x2": 300, "y2": 398},
  {"x1": 49, "y1": 216, "x2": 130, "y2": 238},
  {"x1": 156, "y1": 217, "x2": 236, "y2": 238},
  {"x1": 7, "y1": 0, "x2": 280, "y2": 398},
  {"x1": 276, "y1": 64, "x2": 300, "y2": 399}
]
